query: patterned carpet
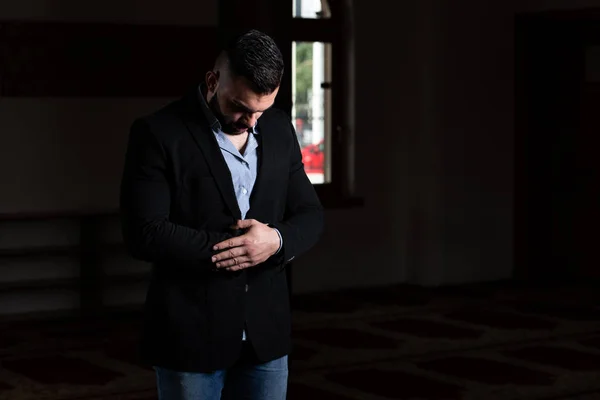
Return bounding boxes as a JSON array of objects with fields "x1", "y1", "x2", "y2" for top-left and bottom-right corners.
[{"x1": 1, "y1": 280, "x2": 600, "y2": 400}]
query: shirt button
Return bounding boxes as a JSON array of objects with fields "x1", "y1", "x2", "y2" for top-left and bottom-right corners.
[
  {"x1": 245, "y1": 284, "x2": 249, "y2": 292},
  {"x1": 242, "y1": 187, "x2": 248, "y2": 194}
]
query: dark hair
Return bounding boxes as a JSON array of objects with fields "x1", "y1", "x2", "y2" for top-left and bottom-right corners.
[{"x1": 223, "y1": 29, "x2": 284, "y2": 94}]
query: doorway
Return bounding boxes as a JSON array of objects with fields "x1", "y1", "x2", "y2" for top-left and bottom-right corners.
[
  {"x1": 574, "y1": 80, "x2": 600, "y2": 278},
  {"x1": 515, "y1": 11, "x2": 600, "y2": 283}
]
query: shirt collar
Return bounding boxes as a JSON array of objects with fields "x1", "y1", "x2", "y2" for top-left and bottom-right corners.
[{"x1": 197, "y1": 84, "x2": 257, "y2": 135}]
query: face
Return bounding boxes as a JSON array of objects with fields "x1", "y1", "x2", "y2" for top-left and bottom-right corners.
[{"x1": 205, "y1": 69, "x2": 279, "y2": 135}]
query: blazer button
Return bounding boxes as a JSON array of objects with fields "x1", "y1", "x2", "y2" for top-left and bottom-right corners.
[{"x1": 245, "y1": 284, "x2": 249, "y2": 292}]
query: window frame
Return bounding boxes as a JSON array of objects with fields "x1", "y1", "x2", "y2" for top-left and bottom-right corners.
[{"x1": 289, "y1": 0, "x2": 362, "y2": 208}]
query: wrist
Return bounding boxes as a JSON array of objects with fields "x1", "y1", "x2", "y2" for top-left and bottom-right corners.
[{"x1": 268, "y1": 224, "x2": 283, "y2": 255}]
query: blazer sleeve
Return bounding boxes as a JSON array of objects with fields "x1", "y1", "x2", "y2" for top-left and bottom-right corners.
[
  {"x1": 119, "y1": 118, "x2": 233, "y2": 266},
  {"x1": 270, "y1": 122, "x2": 324, "y2": 264}
]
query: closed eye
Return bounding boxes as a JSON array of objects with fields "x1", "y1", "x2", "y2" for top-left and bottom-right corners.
[
  {"x1": 231, "y1": 101, "x2": 252, "y2": 113},
  {"x1": 231, "y1": 100, "x2": 273, "y2": 114}
]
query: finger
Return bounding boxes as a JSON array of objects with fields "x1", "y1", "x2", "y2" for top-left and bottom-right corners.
[
  {"x1": 224, "y1": 262, "x2": 252, "y2": 272},
  {"x1": 213, "y1": 237, "x2": 243, "y2": 251},
  {"x1": 212, "y1": 248, "x2": 246, "y2": 263},
  {"x1": 235, "y1": 219, "x2": 256, "y2": 229},
  {"x1": 217, "y1": 256, "x2": 251, "y2": 269}
]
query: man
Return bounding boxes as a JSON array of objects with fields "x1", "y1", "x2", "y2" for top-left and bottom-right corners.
[{"x1": 119, "y1": 29, "x2": 323, "y2": 399}]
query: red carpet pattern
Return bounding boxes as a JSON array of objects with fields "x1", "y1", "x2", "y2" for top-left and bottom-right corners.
[{"x1": 0, "y1": 282, "x2": 600, "y2": 399}]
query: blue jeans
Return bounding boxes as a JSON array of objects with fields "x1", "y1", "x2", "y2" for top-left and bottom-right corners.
[{"x1": 154, "y1": 347, "x2": 288, "y2": 400}]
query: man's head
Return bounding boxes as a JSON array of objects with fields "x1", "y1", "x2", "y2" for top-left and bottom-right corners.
[{"x1": 205, "y1": 29, "x2": 284, "y2": 135}]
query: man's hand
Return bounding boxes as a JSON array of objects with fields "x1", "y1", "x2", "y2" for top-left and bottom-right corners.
[{"x1": 211, "y1": 219, "x2": 280, "y2": 271}]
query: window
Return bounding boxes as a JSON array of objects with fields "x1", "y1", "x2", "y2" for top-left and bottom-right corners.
[
  {"x1": 293, "y1": 0, "x2": 331, "y2": 19},
  {"x1": 292, "y1": 41, "x2": 332, "y2": 184},
  {"x1": 289, "y1": 0, "x2": 359, "y2": 206}
]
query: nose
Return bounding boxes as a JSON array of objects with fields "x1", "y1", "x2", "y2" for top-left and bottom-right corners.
[{"x1": 244, "y1": 113, "x2": 260, "y2": 128}]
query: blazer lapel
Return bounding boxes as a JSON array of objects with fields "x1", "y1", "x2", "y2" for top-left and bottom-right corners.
[
  {"x1": 247, "y1": 117, "x2": 274, "y2": 217},
  {"x1": 179, "y1": 89, "x2": 242, "y2": 220}
]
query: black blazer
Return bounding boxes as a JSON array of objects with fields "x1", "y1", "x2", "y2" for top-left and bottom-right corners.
[{"x1": 119, "y1": 87, "x2": 324, "y2": 372}]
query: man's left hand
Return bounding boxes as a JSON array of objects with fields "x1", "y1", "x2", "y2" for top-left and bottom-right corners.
[{"x1": 211, "y1": 219, "x2": 280, "y2": 271}]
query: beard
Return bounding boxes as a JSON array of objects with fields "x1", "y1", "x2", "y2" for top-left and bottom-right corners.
[{"x1": 208, "y1": 92, "x2": 249, "y2": 135}]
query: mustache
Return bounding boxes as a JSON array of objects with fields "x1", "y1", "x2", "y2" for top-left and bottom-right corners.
[{"x1": 234, "y1": 122, "x2": 250, "y2": 130}]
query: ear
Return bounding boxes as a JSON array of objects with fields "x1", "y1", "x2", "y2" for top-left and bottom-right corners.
[{"x1": 205, "y1": 70, "x2": 220, "y2": 92}]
